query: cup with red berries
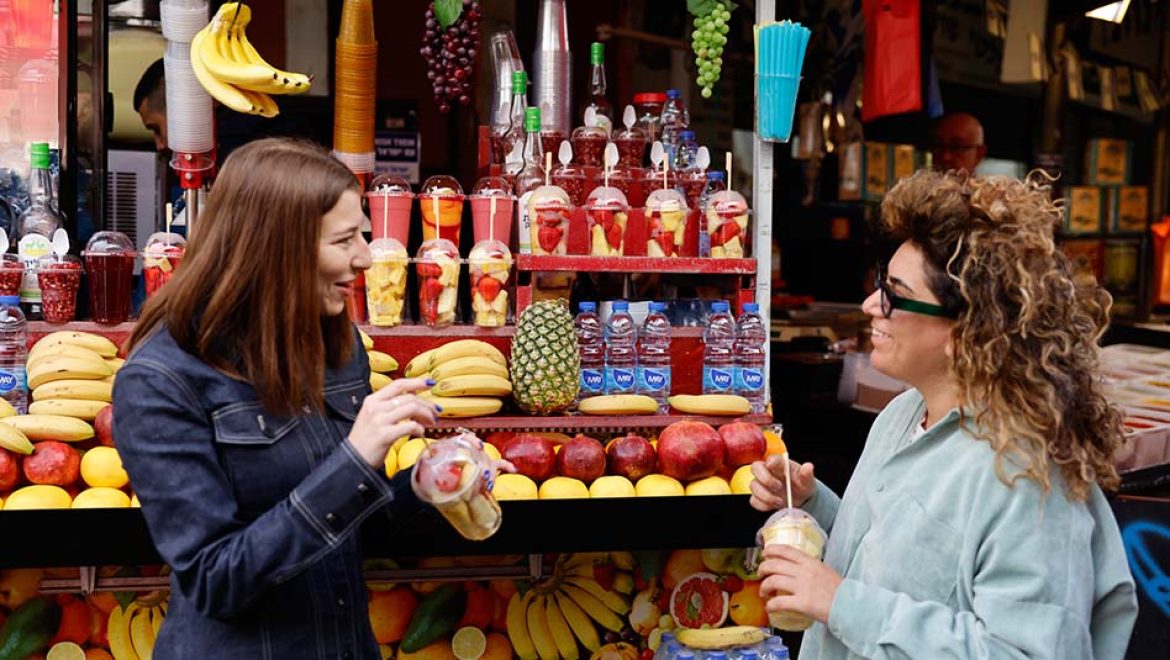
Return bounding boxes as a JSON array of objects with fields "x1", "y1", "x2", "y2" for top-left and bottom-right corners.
[
  {"x1": 415, "y1": 238, "x2": 461, "y2": 328},
  {"x1": 411, "y1": 430, "x2": 503, "y2": 540},
  {"x1": 550, "y1": 162, "x2": 590, "y2": 207},
  {"x1": 705, "y1": 190, "x2": 750, "y2": 258},
  {"x1": 527, "y1": 184, "x2": 572, "y2": 255},
  {"x1": 645, "y1": 189, "x2": 689, "y2": 258},
  {"x1": 584, "y1": 186, "x2": 629, "y2": 257},
  {"x1": 142, "y1": 231, "x2": 187, "y2": 298},
  {"x1": 36, "y1": 254, "x2": 83, "y2": 323},
  {"x1": 469, "y1": 239, "x2": 512, "y2": 328},
  {"x1": 570, "y1": 125, "x2": 608, "y2": 167},
  {"x1": 612, "y1": 124, "x2": 648, "y2": 168},
  {"x1": 0, "y1": 254, "x2": 23, "y2": 298}
]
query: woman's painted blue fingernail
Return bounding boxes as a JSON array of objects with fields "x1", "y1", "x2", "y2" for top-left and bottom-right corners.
[
  {"x1": 425, "y1": 378, "x2": 436, "y2": 386},
  {"x1": 434, "y1": 404, "x2": 444, "y2": 412}
]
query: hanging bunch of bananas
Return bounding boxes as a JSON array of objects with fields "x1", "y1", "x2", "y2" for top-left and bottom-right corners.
[
  {"x1": 108, "y1": 596, "x2": 169, "y2": 660},
  {"x1": 506, "y1": 552, "x2": 636, "y2": 659},
  {"x1": 190, "y1": 2, "x2": 311, "y2": 118}
]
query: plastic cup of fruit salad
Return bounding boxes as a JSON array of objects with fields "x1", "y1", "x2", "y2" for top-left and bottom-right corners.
[
  {"x1": 469, "y1": 239, "x2": 512, "y2": 327},
  {"x1": 411, "y1": 431, "x2": 503, "y2": 540}
]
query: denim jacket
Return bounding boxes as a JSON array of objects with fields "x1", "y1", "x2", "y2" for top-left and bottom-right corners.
[{"x1": 113, "y1": 324, "x2": 423, "y2": 659}]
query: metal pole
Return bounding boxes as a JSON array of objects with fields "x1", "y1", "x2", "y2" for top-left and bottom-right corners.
[{"x1": 753, "y1": 0, "x2": 776, "y2": 411}]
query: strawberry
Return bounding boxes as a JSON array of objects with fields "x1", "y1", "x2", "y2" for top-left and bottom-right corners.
[
  {"x1": 605, "y1": 221, "x2": 623, "y2": 249},
  {"x1": 537, "y1": 210, "x2": 566, "y2": 227},
  {"x1": 648, "y1": 214, "x2": 663, "y2": 233},
  {"x1": 422, "y1": 298, "x2": 439, "y2": 323},
  {"x1": 594, "y1": 209, "x2": 614, "y2": 231},
  {"x1": 477, "y1": 275, "x2": 502, "y2": 302},
  {"x1": 421, "y1": 277, "x2": 445, "y2": 302},
  {"x1": 538, "y1": 226, "x2": 564, "y2": 253},
  {"x1": 656, "y1": 232, "x2": 674, "y2": 256},
  {"x1": 432, "y1": 464, "x2": 465, "y2": 493},
  {"x1": 417, "y1": 262, "x2": 443, "y2": 278},
  {"x1": 711, "y1": 221, "x2": 740, "y2": 248}
]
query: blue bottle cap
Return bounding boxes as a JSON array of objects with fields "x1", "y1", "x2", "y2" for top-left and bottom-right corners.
[
  {"x1": 680, "y1": 130, "x2": 696, "y2": 140},
  {"x1": 667, "y1": 88, "x2": 682, "y2": 98},
  {"x1": 0, "y1": 296, "x2": 19, "y2": 306},
  {"x1": 649, "y1": 301, "x2": 665, "y2": 312},
  {"x1": 712, "y1": 300, "x2": 729, "y2": 312},
  {"x1": 579, "y1": 301, "x2": 596, "y2": 312},
  {"x1": 613, "y1": 300, "x2": 629, "y2": 311},
  {"x1": 743, "y1": 303, "x2": 759, "y2": 313},
  {"x1": 707, "y1": 171, "x2": 725, "y2": 180}
]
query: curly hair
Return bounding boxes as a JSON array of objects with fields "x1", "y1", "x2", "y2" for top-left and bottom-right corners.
[{"x1": 881, "y1": 169, "x2": 1124, "y2": 500}]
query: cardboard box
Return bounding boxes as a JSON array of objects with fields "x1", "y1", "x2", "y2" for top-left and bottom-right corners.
[
  {"x1": 1104, "y1": 238, "x2": 1142, "y2": 294},
  {"x1": 1085, "y1": 138, "x2": 1132, "y2": 185},
  {"x1": 1061, "y1": 238, "x2": 1104, "y2": 283},
  {"x1": 891, "y1": 144, "x2": 919, "y2": 181},
  {"x1": 1109, "y1": 186, "x2": 1149, "y2": 233},
  {"x1": 1066, "y1": 187, "x2": 1104, "y2": 234},
  {"x1": 864, "y1": 143, "x2": 889, "y2": 201}
]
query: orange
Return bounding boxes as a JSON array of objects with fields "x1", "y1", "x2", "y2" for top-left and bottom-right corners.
[
  {"x1": 368, "y1": 586, "x2": 418, "y2": 644},
  {"x1": 728, "y1": 581, "x2": 769, "y2": 627},
  {"x1": 482, "y1": 633, "x2": 512, "y2": 660},
  {"x1": 764, "y1": 430, "x2": 787, "y2": 456},
  {"x1": 488, "y1": 579, "x2": 518, "y2": 600},
  {"x1": 50, "y1": 595, "x2": 91, "y2": 645},
  {"x1": 457, "y1": 587, "x2": 495, "y2": 629},
  {"x1": 85, "y1": 650, "x2": 114, "y2": 660},
  {"x1": 87, "y1": 592, "x2": 118, "y2": 616},
  {"x1": 662, "y1": 549, "x2": 707, "y2": 591},
  {"x1": 398, "y1": 639, "x2": 457, "y2": 660}
]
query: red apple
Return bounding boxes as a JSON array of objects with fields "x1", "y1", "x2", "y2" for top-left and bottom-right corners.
[
  {"x1": 0, "y1": 449, "x2": 20, "y2": 491},
  {"x1": 555, "y1": 435, "x2": 607, "y2": 483},
  {"x1": 94, "y1": 405, "x2": 115, "y2": 448},
  {"x1": 718, "y1": 421, "x2": 767, "y2": 468},
  {"x1": 606, "y1": 433, "x2": 658, "y2": 481},
  {"x1": 502, "y1": 433, "x2": 557, "y2": 482},
  {"x1": 657, "y1": 421, "x2": 724, "y2": 481},
  {"x1": 22, "y1": 441, "x2": 81, "y2": 487}
]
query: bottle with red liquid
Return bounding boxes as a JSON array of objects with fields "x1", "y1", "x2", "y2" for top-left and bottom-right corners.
[{"x1": 83, "y1": 231, "x2": 136, "y2": 324}]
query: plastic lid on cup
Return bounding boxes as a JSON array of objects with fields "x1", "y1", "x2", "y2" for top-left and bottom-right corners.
[
  {"x1": 83, "y1": 230, "x2": 135, "y2": 256},
  {"x1": 706, "y1": 189, "x2": 749, "y2": 214},
  {"x1": 579, "y1": 301, "x2": 596, "y2": 312},
  {"x1": 470, "y1": 176, "x2": 515, "y2": 199},
  {"x1": 37, "y1": 253, "x2": 81, "y2": 269},
  {"x1": 584, "y1": 185, "x2": 629, "y2": 211},
  {"x1": 646, "y1": 188, "x2": 688, "y2": 213},
  {"x1": 416, "y1": 237, "x2": 460, "y2": 262},
  {"x1": 420, "y1": 175, "x2": 464, "y2": 198},
  {"x1": 529, "y1": 185, "x2": 571, "y2": 209},
  {"x1": 370, "y1": 237, "x2": 408, "y2": 261},
  {"x1": 633, "y1": 92, "x2": 667, "y2": 105},
  {"x1": 369, "y1": 173, "x2": 413, "y2": 197},
  {"x1": 469, "y1": 238, "x2": 512, "y2": 267},
  {"x1": 144, "y1": 231, "x2": 187, "y2": 256},
  {"x1": 571, "y1": 125, "x2": 608, "y2": 141},
  {"x1": 613, "y1": 125, "x2": 648, "y2": 141}
]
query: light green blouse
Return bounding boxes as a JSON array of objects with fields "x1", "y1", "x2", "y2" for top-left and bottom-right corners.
[{"x1": 796, "y1": 390, "x2": 1138, "y2": 659}]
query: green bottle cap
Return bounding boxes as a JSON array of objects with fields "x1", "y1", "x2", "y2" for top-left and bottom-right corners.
[
  {"x1": 590, "y1": 42, "x2": 604, "y2": 65},
  {"x1": 30, "y1": 142, "x2": 49, "y2": 169},
  {"x1": 511, "y1": 70, "x2": 527, "y2": 94},
  {"x1": 524, "y1": 107, "x2": 541, "y2": 134}
]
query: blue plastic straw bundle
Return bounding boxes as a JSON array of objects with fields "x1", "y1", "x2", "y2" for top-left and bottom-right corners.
[{"x1": 755, "y1": 20, "x2": 812, "y2": 142}]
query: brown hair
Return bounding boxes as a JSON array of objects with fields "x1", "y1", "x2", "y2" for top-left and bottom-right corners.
[
  {"x1": 882, "y1": 169, "x2": 1123, "y2": 500},
  {"x1": 129, "y1": 138, "x2": 359, "y2": 415}
]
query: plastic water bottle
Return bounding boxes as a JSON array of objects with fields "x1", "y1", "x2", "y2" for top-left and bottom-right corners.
[
  {"x1": 734, "y1": 649, "x2": 761, "y2": 660},
  {"x1": 764, "y1": 638, "x2": 790, "y2": 660},
  {"x1": 675, "y1": 130, "x2": 699, "y2": 171},
  {"x1": 702, "y1": 300, "x2": 737, "y2": 394},
  {"x1": 653, "y1": 632, "x2": 679, "y2": 660},
  {"x1": 0, "y1": 296, "x2": 29, "y2": 414},
  {"x1": 605, "y1": 300, "x2": 638, "y2": 394},
  {"x1": 660, "y1": 89, "x2": 689, "y2": 163},
  {"x1": 574, "y1": 302, "x2": 605, "y2": 404},
  {"x1": 672, "y1": 650, "x2": 696, "y2": 660},
  {"x1": 637, "y1": 301, "x2": 672, "y2": 412},
  {"x1": 735, "y1": 302, "x2": 768, "y2": 413},
  {"x1": 698, "y1": 171, "x2": 727, "y2": 257}
]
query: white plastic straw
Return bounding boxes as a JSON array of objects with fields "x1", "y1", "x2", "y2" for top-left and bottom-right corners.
[{"x1": 783, "y1": 451, "x2": 793, "y2": 511}]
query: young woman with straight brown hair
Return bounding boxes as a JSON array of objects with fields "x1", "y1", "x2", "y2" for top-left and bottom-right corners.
[{"x1": 114, "y1": 138, "x2": 440, "y2": 658}]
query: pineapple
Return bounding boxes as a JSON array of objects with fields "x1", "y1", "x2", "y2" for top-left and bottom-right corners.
[{"x1": 510, "y1": 299, "x2": 580, "y2": 414}]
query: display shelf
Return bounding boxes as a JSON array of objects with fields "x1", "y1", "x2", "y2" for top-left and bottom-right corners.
[
  {"x1": 0, "y1": 496, "x2": 770, "y2": 569},
  {"x1": 430, "y1": 412, "x2": 773, "y2": 433},
  {"x1": 517, "y1": 254, "x2": 757, "y2": 274}
]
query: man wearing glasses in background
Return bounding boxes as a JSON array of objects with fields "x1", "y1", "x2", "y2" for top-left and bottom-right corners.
[{"x1": 930, "y1": 112, "x2": 987, "y2": 174}]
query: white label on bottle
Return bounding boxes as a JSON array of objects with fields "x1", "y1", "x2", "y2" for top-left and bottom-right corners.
[
  {"x1": 17, "y1": 234, "x2": 51, "y2": 304},
  {"x1": 517, "y1": 191, "x2": 534, "y2": 254}
]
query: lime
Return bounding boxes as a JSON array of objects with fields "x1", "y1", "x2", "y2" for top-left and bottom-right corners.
[{"x1": 451, "y1": 626, "x2": 487, "y2": 660}]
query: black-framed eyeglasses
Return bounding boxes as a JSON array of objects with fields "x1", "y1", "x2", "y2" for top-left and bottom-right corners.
[{"x1": 875, "y1": 262, "x2": 960, "y2": 319}]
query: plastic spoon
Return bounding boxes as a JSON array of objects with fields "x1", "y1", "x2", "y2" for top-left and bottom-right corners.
[
  {"x1": 623, "y1": 105, "x2": 636, "y2": 130},
  {"x1": 0, "y1": 229, "x2": 9, "y2": 256},
  {"x1": 559, "y1": 140, "x2": 573, "y2": 167},
  {"x1": 696, "y1": 146, "x2": 711, "y2": 172},
  {"x1": 584, "y1": 106, "x2": 598, "y2": 129},
  {"x1": 51, "y1": 228, "x2": 69, "y2": 262},
  {"x1": 604, "y1": 142, "x2": 618, "y2": 188}
]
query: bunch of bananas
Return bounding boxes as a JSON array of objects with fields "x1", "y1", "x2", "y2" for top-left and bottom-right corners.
[
  {"x1": 108, "y1": 598, "x2": 168, "y2": 660},
  {"x1": 405, "y1": 340, "x2": 510, "y2": 418},
  {"x1": 507, "y1": 552, "x2": 635, "y2": 660},
  {"x1": 361, "y1": 329, "x2": 402, "y2": 392},
  {"x1": 190, "y1": 2, "x2": 311, "y2": 118}
]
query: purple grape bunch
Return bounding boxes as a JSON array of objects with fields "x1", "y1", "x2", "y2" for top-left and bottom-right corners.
[{"x1": 421, "y1": 1, "x2": 482, "y2": 114}]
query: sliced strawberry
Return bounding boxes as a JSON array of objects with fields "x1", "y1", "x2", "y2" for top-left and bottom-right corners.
[
  {"x1": 656, "y1": 232, "x2": 675, "y2": 256},
  {"x1": 537, "y1": 210, "x2": 567, "y2": 227},
  {"x1": 422, "y1": 298, "x2": 439, "y2": 323},
  {"x1": 605, "y1": 221, "x2": 623, "y2": 249},
  {"x1": 433, "y1": 464, "x2": 465, "y2": 493},
  {"x1": 538, "y1": 226, "x2": 564, "y2": 253},
  {"x1": 478, "y1": 275, "x2": 502, "y2": 302},
  {"x1": 421, "y1": 277, "x2": 445, "y2": 302},
  {"x1": 712, "y1": 221, "x2": 740, "y2": 247},
  {"x1": 648, "y1": 213, "x2": 663, "y2": 233},
  {"x1": 417, "y1": 262, "x2": 443, "y2": 278},
  {"x1": 594, "y1": 209, "x2": 614, "y2": 231}
]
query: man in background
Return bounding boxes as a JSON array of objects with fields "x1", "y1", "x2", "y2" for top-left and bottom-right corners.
[{"x1": 931, "y1": 112, "x2": 987, "y2": 174}]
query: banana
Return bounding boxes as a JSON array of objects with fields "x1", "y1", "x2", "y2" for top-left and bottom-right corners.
[
  {"x1": 559, "y1": 583, "x2": 624, "y2": 633},
  {"x1": 370, "y1": 372, "x2": 392, "y2": 392},
  {"x1": 674, "y1": 626, "x2": 768, "y2": 650},
  {"x1": 28, "y1": 353, "x2": 114, "y2": 390},
  {"x1": 0, "y1": 414, "x2": 95, "y2": 442},
  {"x1": 525, "y1": 594, "x2": 559, "y2": 660},
  {"x1": 553, "y1": 591, "x2": 601, "y2": 653},
  {"x1": 543, "y1": 593, "x2": 580, "y2": 660},
  {"x1": 197, "y1": 8, "x2": 277, "y2": 87},
  {"x1": 28, "y1": 342, "x2": 105, "y2": 369},
  {"x1": 405, "y1": 348, "x2": 438, "y2": 378},
  {"x1": 234, "y1": 24, "x2": 312, "y2": 93},
  {"x1": 429, "y1": 356, "x2": 510, "y2": 382},
  {"x1": 432, "y1": 374, "x2": 512, "y2": 397},
  {"x1": 564, "y1": 576, "x2": 630, "y2": 616},
  {"x1": 240, "y1": 87, "x2": 279, "y2": 118},
  {"x1": 37, "y1": 331, "x2": 118, "y2": 357},
  {"x1": 367, "y1": 350, "x2": 399, "y2": 374},
  {"x1": 429, "y1": 340, "x2": 507, "y2": 370},
  {"x1": 29, "y1": 398, "x2": 108, "y2": 421},
  {"x1": 151, "y1": 604, "x2": 165, "y2": 639},
  {"x1": 33, "y1": 379, "x2": 114, "y2": 403},
  {"x1": 609, "y1": 551, "x2": 636, "y2": 571},
  {"x1": 418, "y1": 394, "x2": 503, "y2": 418},
  {"x1": 612, "y1": 572, "x2": 635, "y2": 595},
  {"x1": 108, "y1": 605, "x2": 140, "y2": 660},
  {"x1": 129, "y1": 602, "x2": 156, "y2": 660},
  {"x1": 667, "y1": 394, "x2": 752, "y2": 416},
  {"x1": 106, "y1": 357, "x2": 126, "y2": 372},
  {"x1": 0, "y1": 398, "x2": 15, "y2": 418},
  {"x1": 577, "y1": 395, "x2": 659, "y2": 416},
  {"x1": 190, "y1": 27, "x2": 257, "y2": 114},
  {"x1": 359, "y1": 329, "x2": 374, "y2": 351},
  {"x1": 506, "y1": 592, "x2": 538, "y2": 660},
  {"x1": 0, "y1": 423, "x2": 32, "y2": 454}
]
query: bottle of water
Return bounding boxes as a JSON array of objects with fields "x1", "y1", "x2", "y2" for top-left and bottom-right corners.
[
  {"x1": 653, "y1": 632, "x2": 679, "y2": 660},
  {"x1": 660, "y1": 89, "x2": 689, "y2": 164},
  {"x1": 574, "y1": 302, "x2": 605, "y2": 404},
  {"x1": 735, "y1": 302, "x2": 768, "y2": 413},
  {"x1": 764, "y1": 638, "x2": 790, "y2": 660},
  {"x1": 637, "y1": 301, "x2": 672, "y2": 413},
  {"x1": 604, "y1": 300, "x2": 638, "y2": 394},
  {"x1": 675, "y1": 130, "x2": 699, "y2": 171},
  {"x1": 702, "y1": 300, "x2": 737, "y2": 394},
  {"x1": 734, "y1": 649, "x2": 761, "y2": 660},
  {"x1": 0, "y1": 296, "x2": 29, "y2": 414},
  {"x1": 698, "y1": 171, "x2": 727, "y2": 257},
  {"x1": 673, "y1": 650, "x2": 696, "y2": 660}
]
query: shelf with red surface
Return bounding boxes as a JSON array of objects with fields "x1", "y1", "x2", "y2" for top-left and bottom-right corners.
[
  {"x1": 516, "y1": 254, "x2": 757, "y2": 275},
  {"x1": 429, "y1": 412, "x2": 773, "y2": 434}
]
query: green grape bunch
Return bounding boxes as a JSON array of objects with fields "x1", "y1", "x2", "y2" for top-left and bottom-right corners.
[{"x1": 689, "y1": 0, "x2": 733, "y2": 99}]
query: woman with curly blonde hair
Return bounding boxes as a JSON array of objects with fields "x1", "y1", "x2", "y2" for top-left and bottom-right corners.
[{"x1": 751, "y1": 170, "x2": 1138, "y2": 659}]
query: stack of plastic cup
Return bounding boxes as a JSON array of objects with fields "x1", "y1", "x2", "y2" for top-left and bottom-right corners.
[{"x1": 367, "y1": 174, "x2": 413, "y2": 244}]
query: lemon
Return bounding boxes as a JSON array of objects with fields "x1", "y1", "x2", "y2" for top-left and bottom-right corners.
[
  {"x1": 80, "y1": 446, "x2": 129, "y2": 489},
  {"x1": 538, "y1": 477, "x2": 590, "y2": 499},
  {"x1": 451, "y1": 626, "x2": 487, "y2": 660},
  {"x1": 72, "y1": 487, "x2": 131, "y2": 509},
  {"x1": 685, "y1": 476, "x2": 732, "y2": 496},
  {"x1": 4, "y1": 485, "x2": 72, "y2": 510},
  {"x1": 730, "y1": 465, "x2": 755, "y2": 494},
  {"x1": 0, "y1": 495, "x2": 4, "y2": 509},
  {"x1": 130, "y1": 493, "x2": 141, "y2": 508},
  {"x1": 492, "y1": 474, "x2": 538, "y2": 500},
  {"x1": 46, "y1": 642, "x2": 87, "y2": 660},
  {"x1": 589, "y1": 475, "x2": 636, "y2": 498},
  {"x1": 635, "y1": 474, "x2": 684, "y2": 497},
  {"x1": 483, "y1": 443, "x2": 501, "y2": 461},
  {"x1": 397, "y1": 438, "x2": 430, "y2": 471},
  {"x1": 384, "y1": 446, "x2": 399, "y2": 479},
  {"x1": 378, "y1": 644, "x2": 395, "y2": 660}
]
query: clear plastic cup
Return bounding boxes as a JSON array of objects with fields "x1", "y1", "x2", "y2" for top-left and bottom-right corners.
[
  {"x1": 584, "y1": 186, "x2": 629, "y2": 257},
  {"x1": 143, "y1": 232, "x2": 187, "y2": 298},
  {"x1": 469, "y1": 177, "x2": 516, "y2": 246},
  {"x1": 411, "y1": 431, "x2": 503, "y2": 541},
  {"x1": 83, "y1": 231, "x2": 136, "y2": 324},
  {"x1": 36, "y1": 255, "x2": 82, "y2": 324},
  {"x1": 678, "y1": 169, "x2": 708, "y2": 210},
  {"x1": 570, "y1": 125, "x2": 608, "y2": 167},
  {"x1": 551, "y1": 163, "x2": 590, "y2": 207},
  {"x1": 469, "y1": 239, "x2": 512, "y2": 327},
  {"x1": 706, "y1": 190, "x2": 751, "y2": 258},
  {"x1": 415, "y1": 238, "x2": 461, "y2": 328},
  {"x1": 419, "y1": 175, "x2": 465, "y2": 245},
  {"x1": 540, "y1": 129, "x2": 568, "y2": 159},
  {"x1": 757, "y1": 509, "x2": 827, "y2": 631},
  {"x1": 368, "y1": 174, "x2": 414, "y2": 244},
  {"x1": 646, "y1": 189, "x2": 688, "y2": 258},
  {"x1": 609, "y1": 166, "x2": 647, "y2": 208},
  {"x1": 642, "y1": 169, "x2": 680, "y2": 197},
  {"x1": 365, "y1": 238, "x2": 409, "y2": 327},
  {"x1": 0, "y1": 254, "x2": 23, "y2": 298},
  {"x1": 613, "y1": 126, "x2": 648, "y2": 168},
  {"x1": 527, "y1": 185, "x2": 572, "y2": 256}
]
